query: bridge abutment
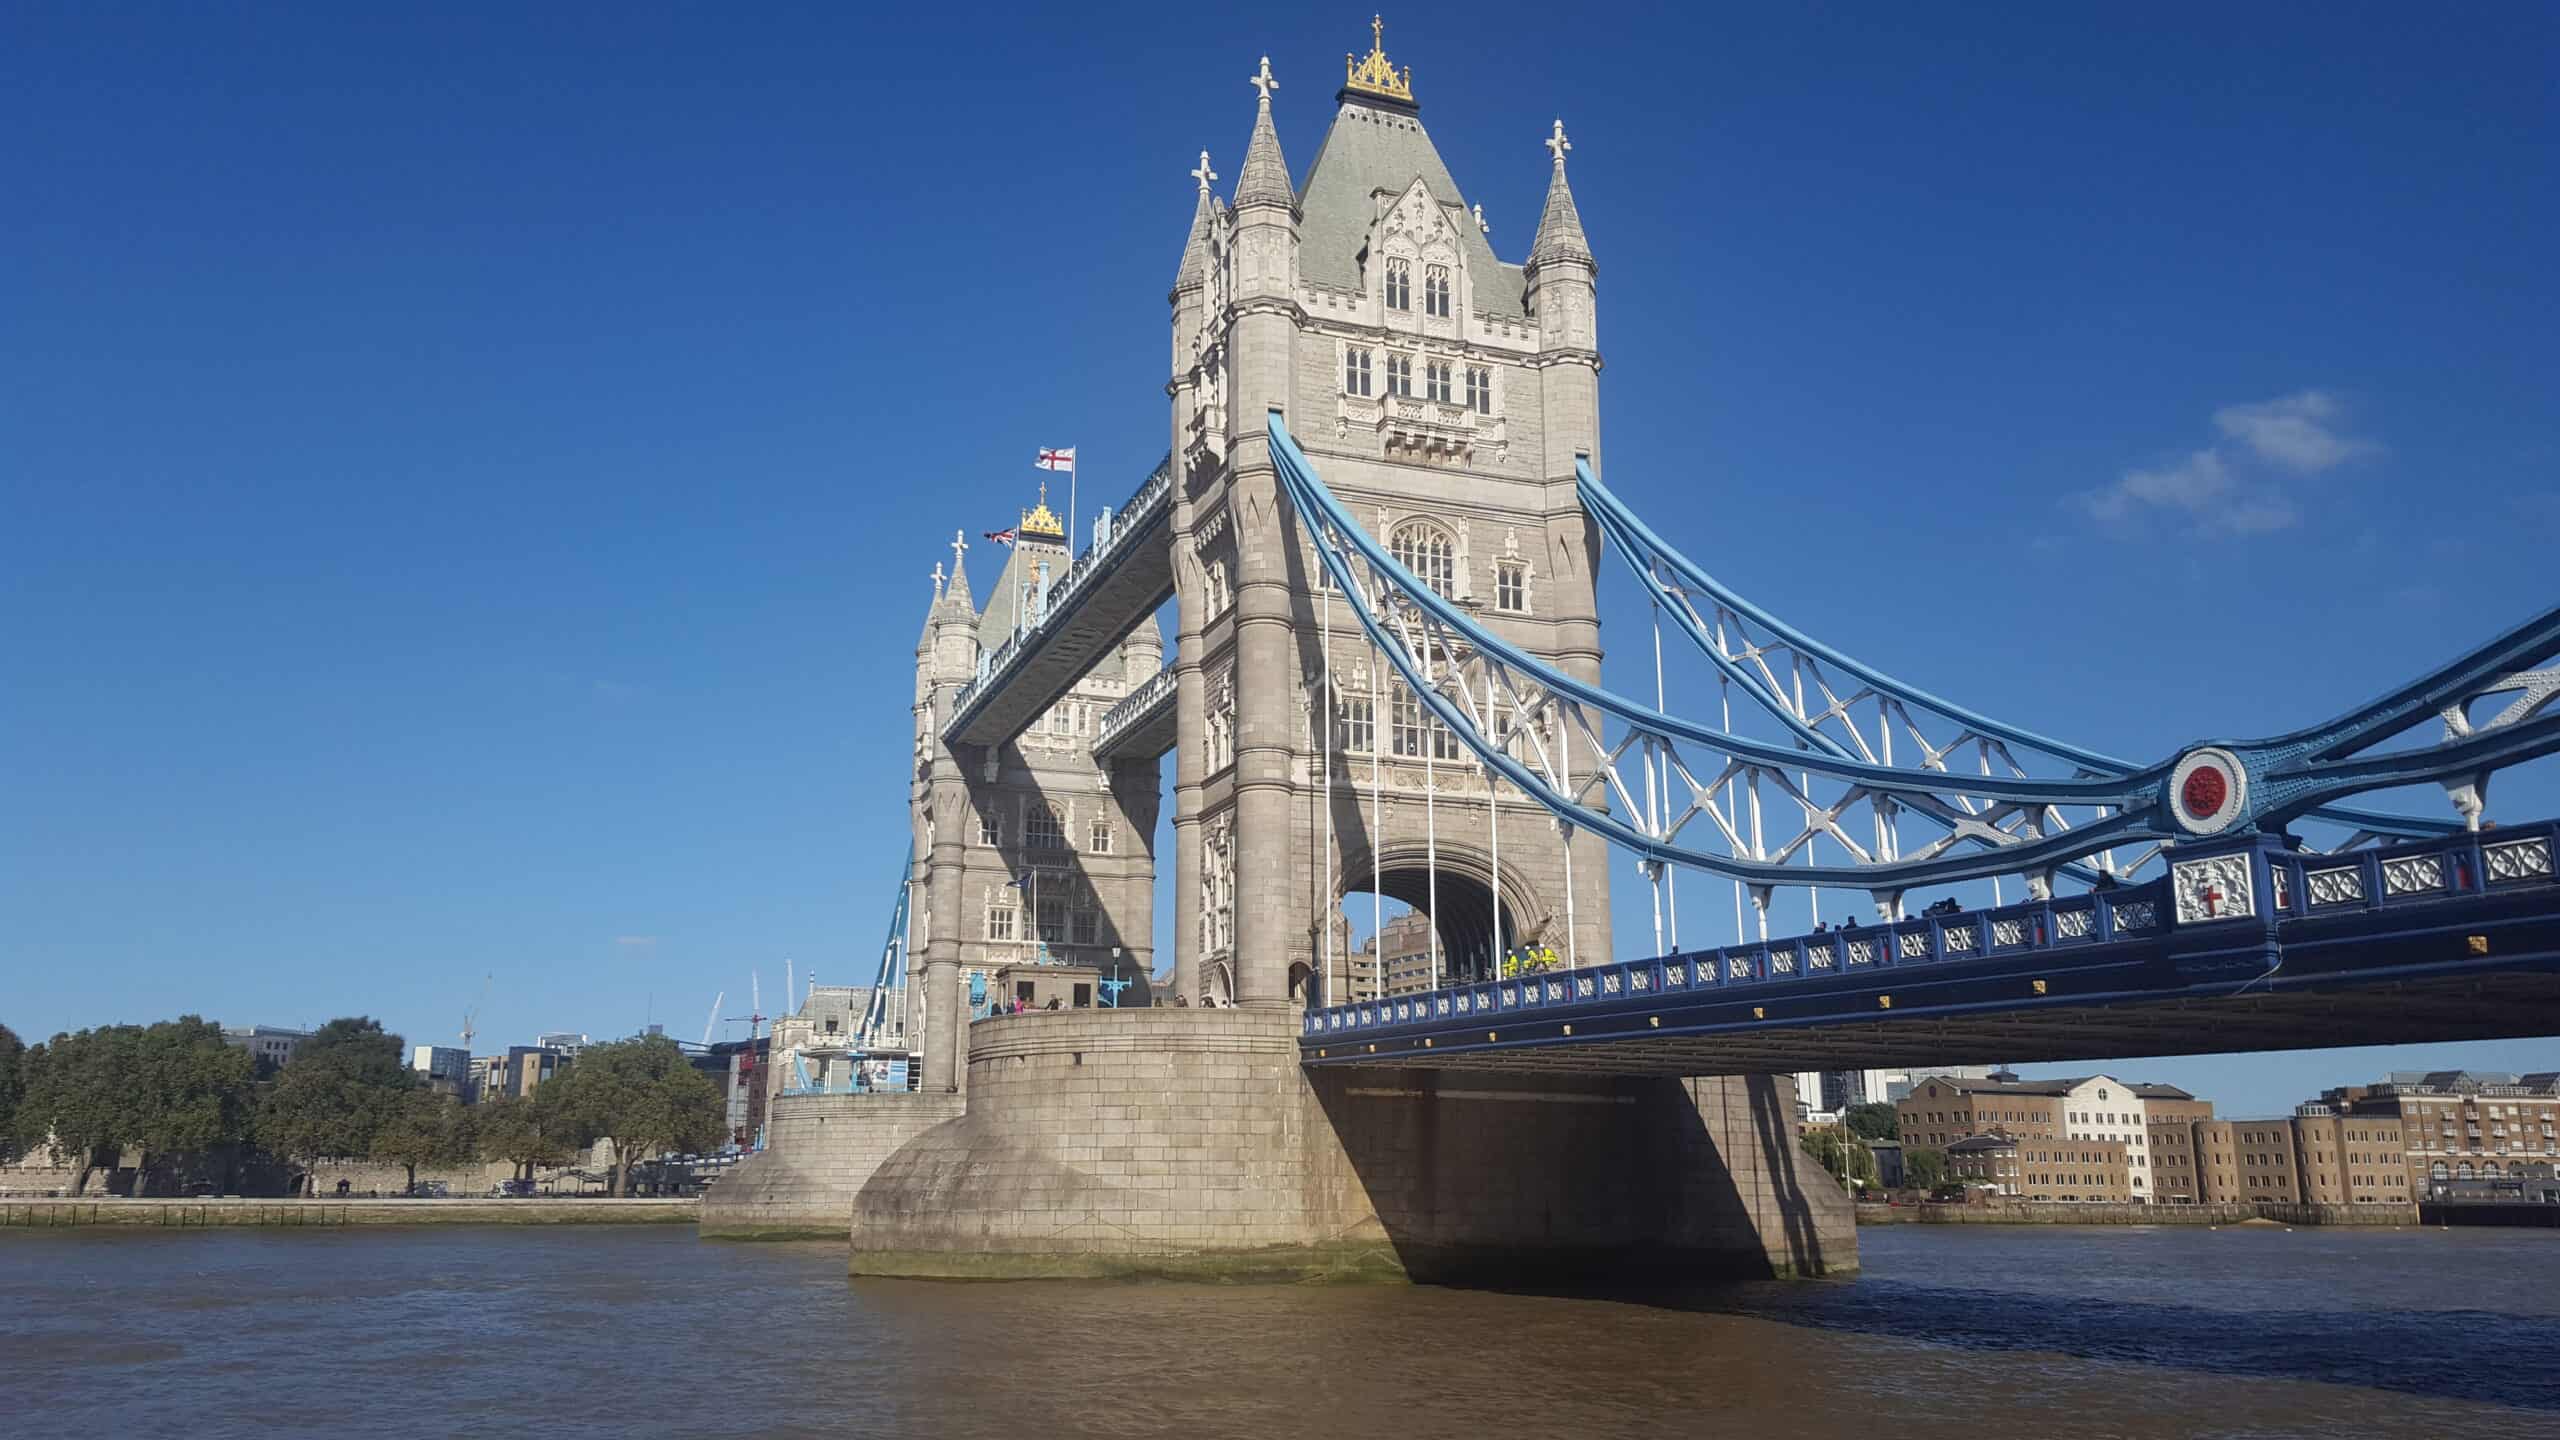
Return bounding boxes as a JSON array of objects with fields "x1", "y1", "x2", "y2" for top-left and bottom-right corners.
[{"x1": 847, "y1": 1009, "x2": 1855, "y2": 1282}]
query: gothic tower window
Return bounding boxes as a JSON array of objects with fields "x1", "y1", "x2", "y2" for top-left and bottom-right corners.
[
  {"x1": 1342, "y1": 348, "x2": 1372, "y2": 396},
  {"x1": 985, "y1": 894, "x2": 1018, "y2": 942},
  {"x1": 1037, "y1": 897, "x2": 1066, "y2": 945},
  {"x1": 1204, "y1": 557, "x2": 1231, "y2": 617},
  {"x1": 1070, "y1": 908, "x2": 1099, "y2": 945},
  {"x1": 1466, "y1": 365, "x2": 1492, "y2": 413},
  {"x1": 1385, "y1": 354, "x2": 1412, "y2": 398},
  {"x1": 1088, "y1": 814, "x2": 1114, "y2": 853},
  {"x1": 1496, "y1": 560, "x2": 1527, "y2": 613},
  {"x1": 1338, "y1": 692, "x2": 1376, "y2": 753},
  {"x1": 1424, "y1": 265, "x2": 1450, "y2": 318},
  {"x1": 978, "y1": 804, "x2": 1003, "y2": 846},
  {"x1": 1391, "y1": 690, "x2": 1463, "y2": 761},
  {"x1": 1026, "y1": 802, "x2": 1066, "y2": 850},
  {"x1": 1385, "y1": 259, "x2": 1411, "y2": 311},
  {"x1": 1389, "y1": 520, "x2": 1456, "y2": 598},
  {"x1": 1425, "y1": 361, "x2": 1452, "y2": 403}
]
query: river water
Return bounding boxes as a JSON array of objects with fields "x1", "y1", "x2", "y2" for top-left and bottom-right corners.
[{"x1": 4, "y1": 1222, "x2": 2556, "y2": 1438}]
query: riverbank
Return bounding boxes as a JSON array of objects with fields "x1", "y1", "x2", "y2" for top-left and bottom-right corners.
[
  {"x1": 1859, "y1": 1200, "x2": 2416, "y2": 1226},
  {"x1": 2, "y1": 1197, "x2": 697, "y2": 1228}
]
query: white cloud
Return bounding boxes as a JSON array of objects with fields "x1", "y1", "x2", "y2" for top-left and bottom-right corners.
[
  {"x1": 2080, "y1": 390, "x2": 2373, "y2": 538},
  {"x1": 2082, "y1": 449, "x2": 2293, "y2": 536},
  {"x1": 2212, "y1": 390, "x2": 2375, "y2": 473}
]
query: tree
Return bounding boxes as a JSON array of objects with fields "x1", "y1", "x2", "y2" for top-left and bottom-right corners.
[
  {"x1": 16, "y1": 1026, "x2": 140, "y2": 1194},
  {"x1": 259, "y1": 1016, "x2": 416, "y2": 1194},
  {"x1": 1904, "y1": 1147, "x2": 1949, "y2": 1192},
  {"x1": 371, "y1": 1091, "x2": 477, "y2": 1193},
  {"x1": 123, "y1": 1017, "x2": 257, "y2": 1194},
  {"x1": 475, "y1": 1094, "x2": 571, "y2": 1182},
  {"x1": 1800, "y1": 1128, "x2": 1878, "y2": 1189},
  {"x1": 1842, "y1": 1102, "x2": 1900, "y2": 1142},
  {"x1": 545, "y1": 1035, "x2": 725, "y2": 1196},
  {"x1": 0, "y1": 1023, "x2": 24, "y2": 1163}
]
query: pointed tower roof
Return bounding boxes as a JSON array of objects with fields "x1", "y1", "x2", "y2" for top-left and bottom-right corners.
[
  {"x1": 934, "y1": 530, "x2": 978, "y2": 626},
  {"x1": 1174, "y1": 152, "x2": 1219, "y2": 287},
  {"x1": 1234, "y1": 55, "x2": 1294, "y2": 210},
  {"x1": 1529, "y1": 119, "x2": 1592, "y2": 267},
  {"x1": 1296, "y1": 19, "x2": 1526, "y2": 317}
]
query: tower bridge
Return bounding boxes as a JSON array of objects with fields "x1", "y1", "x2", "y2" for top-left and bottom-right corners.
[{"x1": 707, "y1": 23, "x2": 2560, "y2": 1282}]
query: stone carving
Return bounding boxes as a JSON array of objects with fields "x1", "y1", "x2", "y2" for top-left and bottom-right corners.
[{"x1": 2171, "y1": 853, "x2": 2256, "y2": 924}]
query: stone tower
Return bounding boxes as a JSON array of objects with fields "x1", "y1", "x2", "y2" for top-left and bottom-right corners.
[
  {"x1": 910, "y1": 499, "x2": 1161, "y2": 1091},
  {"x1": 1168, "y1": 25, "x2": 1613, "y2": 1007}
]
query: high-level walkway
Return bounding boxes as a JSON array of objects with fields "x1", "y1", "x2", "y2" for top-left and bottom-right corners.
[
  {"x1": 943, "y1": 457, "x2": 1175, "y2": 749},
  {"x1": 1303, "y1": 823, "x2": 2560, "y2": 1075}
]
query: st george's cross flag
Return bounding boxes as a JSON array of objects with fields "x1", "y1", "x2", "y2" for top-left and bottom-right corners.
[{"x1": 1035, "y1": 446, "x2": 1076, "y2": 472}]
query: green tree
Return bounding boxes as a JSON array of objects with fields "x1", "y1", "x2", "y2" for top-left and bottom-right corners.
[
  {"x1": 123, "y1": 1017, "x2": 257, "y2": 1194},
  {"x1": 475, "y1": 1094, "x2": 571, "y2": 1182},
  {"x1": 17, "y1": 1026, "x2": 140, "y2": 1194},
  {"x1": 1842, "y1": 1102, "x2": 1900, "y2": 1142},
  {"x1": 259, "y1": 1017, "x2": 416, "y2": 1195},
  {"x1": 0, "y1": 1023, "x2": 24, "y2": 1163},
  {"x1": 1800, "y1": 1128, "x2": 1878, "y2": 1189},
  {"x1": 545, "y1": 1035, "x2": 724, "y2": 1196},
  {"x1": 371, "y1": 1091, "x2": 477, "y2": 1193},
  {"x1": 1904, "y1": 1147, "x2": 1949, "y2": 1192}
]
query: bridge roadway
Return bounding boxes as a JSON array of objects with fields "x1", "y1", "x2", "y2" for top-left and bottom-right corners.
[
  {"x1": 1301, "y1": 823, "x2": 2560, "y2": 1077},
  {"x1": 945, "y1": 456, "x2": 1176, "y2": 750}
]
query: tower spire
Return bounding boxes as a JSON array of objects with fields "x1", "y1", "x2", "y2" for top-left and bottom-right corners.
[
  {"x1": 1234, "y1": 56, "x2": 1293, "y2": 210},
  {"x1": 1530, "y1": 118, "x2": 1592, "y2": 266},
  {"x1": 1175, "y1": 151, "x2": 1217, "y2": 287}
]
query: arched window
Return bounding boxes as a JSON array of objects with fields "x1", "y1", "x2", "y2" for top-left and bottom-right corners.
[
  {"x1": 1385, "y1": 259, "x2": 1411, "y2": 311},
  {"x1": 1389, "y1": 520, "x2": 1456, "y2": 598},
  {"x1": 1423, "y1": 265, "x2": 1450, "y2": 317}
]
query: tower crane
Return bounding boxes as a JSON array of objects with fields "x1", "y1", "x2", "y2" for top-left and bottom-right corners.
[
  {"x1": 699, "y1": 991, "x2": 724, "y2": 1048},
  {"x1": 460, "y1": 973, "x2": 491, "y2": 1051}
]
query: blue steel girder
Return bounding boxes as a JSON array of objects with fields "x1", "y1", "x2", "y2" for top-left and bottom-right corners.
[
  {"x1": 944, "y1": 457, "x2": 1176, "y2": 749},
  {"x1": 1300, "y1": 824, "x2": 2560, "y2": 1075},
  {"x1": 1267, "y1": 412, "x2": 2560, "y2": 896},
  {"x1": 1575, "y1": 459, "x2": 2464, "y2": 851}
]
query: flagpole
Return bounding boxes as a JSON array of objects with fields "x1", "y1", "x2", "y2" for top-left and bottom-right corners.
[{"x1": 1069, "y1": 454, "x2": 1078, "y2": 557}]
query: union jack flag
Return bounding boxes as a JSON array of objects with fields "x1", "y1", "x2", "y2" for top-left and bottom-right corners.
[{"x1": 983, "y1": 526, "x2": 1016, "y2": 546}]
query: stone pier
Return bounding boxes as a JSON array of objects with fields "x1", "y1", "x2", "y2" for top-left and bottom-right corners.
[
  {"x1": 700, "y1": 1090, "x2": 965, "y2": 1240},
  {"x1": 848, "y1": 1008, "x2": 1856, "y2": 1282}
]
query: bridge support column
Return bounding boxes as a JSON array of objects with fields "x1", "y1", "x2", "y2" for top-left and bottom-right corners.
[{"x1": 849, "y1": 1012, "x2": 1856, "y2": 1282}]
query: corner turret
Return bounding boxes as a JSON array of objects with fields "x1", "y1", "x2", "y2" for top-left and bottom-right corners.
[{"x1": 1526, "y1": 119, "x2": 1597, "y2": 355}]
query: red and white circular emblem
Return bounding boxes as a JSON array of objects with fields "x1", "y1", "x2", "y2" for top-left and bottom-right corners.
[{"x1": 2167, "y1": 747, "x2": 2248, "y2": 835}]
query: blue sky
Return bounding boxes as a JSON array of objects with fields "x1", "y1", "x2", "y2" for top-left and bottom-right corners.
[{"x1": 4, "y1": 4, "x2": 2552, "y2": 1113}]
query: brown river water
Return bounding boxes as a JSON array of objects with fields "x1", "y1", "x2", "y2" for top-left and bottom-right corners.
[{"x1": 4, "y1": 1222, "x2": 2557, "y2": 1438}]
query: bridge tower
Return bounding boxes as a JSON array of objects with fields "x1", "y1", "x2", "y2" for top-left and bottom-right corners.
[
  {"x1": 1171, "y1": 24, "x2": 1613, "y2": 1007},
  {"x1": 912, "y1": 513, "x2": 1162, "y2": 1092}
]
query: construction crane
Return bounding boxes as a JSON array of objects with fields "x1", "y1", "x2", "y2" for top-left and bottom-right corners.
[
  {"x1": 460, "y1": 973, "x2": 491, "y2": 1051},
  {"x1": 724, "y1": 970, "x2": 766, "y2": 1044},
  {"x1": 699, "y1": 990, "x2": 724, "y2": 1048}
]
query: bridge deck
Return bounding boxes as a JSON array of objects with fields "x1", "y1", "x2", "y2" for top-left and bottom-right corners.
[
  {"x1": 1301, "y1": 825, "x2": 2560, "y2": 1076},
  {"x1": 946, "y1": 458, "x2": 1175, "y2": 749}
]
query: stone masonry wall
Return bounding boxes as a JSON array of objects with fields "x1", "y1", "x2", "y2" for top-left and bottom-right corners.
[
  {"x1": 848, "y1": 1007, "x2": 1857, "y2": 1281},
  {"x1": 701, "y1": 1090, "x2": 966, "y2": 1239},
  {"x1": 1864, "y1": 1200, "x2": 2419, "y2": 1227}
]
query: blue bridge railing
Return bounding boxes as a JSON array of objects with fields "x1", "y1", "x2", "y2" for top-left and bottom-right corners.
[{"x1": 1301, "y1": 821, "x2": 2559, "y2": 1042}]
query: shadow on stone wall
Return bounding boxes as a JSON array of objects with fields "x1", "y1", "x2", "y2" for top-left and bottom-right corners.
[{"x1": 1307, "y1": 1068, "x2": 1856, "y2": 1288}]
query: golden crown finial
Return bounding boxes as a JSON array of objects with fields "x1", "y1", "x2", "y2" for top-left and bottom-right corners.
[
  {"x1": 1343, "y1": 13, "x2": 1414, "y2": 104},
  {"x1": 1020, "y1": 480, "x2": 1065, "y2": 540}
]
